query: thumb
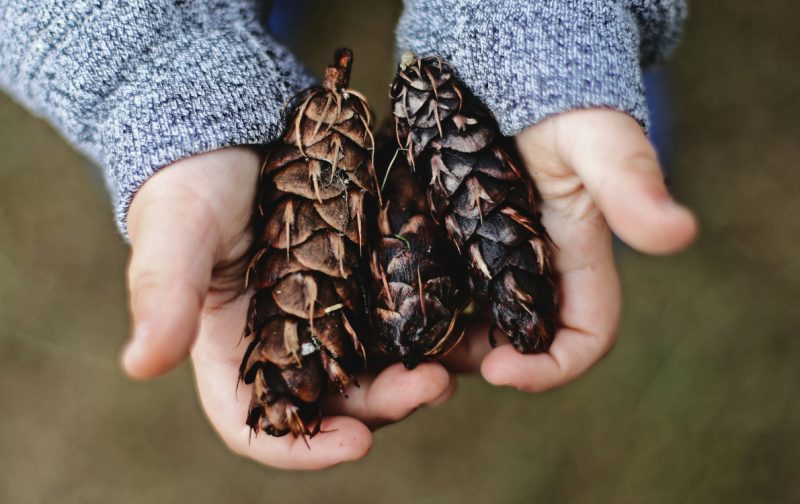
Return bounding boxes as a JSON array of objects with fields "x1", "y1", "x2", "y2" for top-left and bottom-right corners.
[
  {"x1": 123, "y1": 177, "x2": 219, "y2": 379},
  {"x1": 566, "y1": 110, "x2": 698, "y2": 254}
]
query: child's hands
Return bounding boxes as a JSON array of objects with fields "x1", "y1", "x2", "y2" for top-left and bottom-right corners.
[
  {"x1": 442, "y1": 109, "x2": 698, "y2": 391},
  {"x1": 120, "y1": 108, "x2": 696, "y2": 466},
  {"x1": 122, "y1": 147, "x2": 455, "y2": 469}
]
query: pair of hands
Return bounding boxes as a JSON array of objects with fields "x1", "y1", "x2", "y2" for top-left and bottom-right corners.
[{"x1": 122, "y1": 109, "x2": 697, "y2": 470}]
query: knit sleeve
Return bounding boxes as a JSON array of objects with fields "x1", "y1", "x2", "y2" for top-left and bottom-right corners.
[
  {"x1": 0, "y1": 1, "x2": 314, "y2": 234},
  {"x1": 396, "y1": 0, "x2": 687, "y2": 135}
]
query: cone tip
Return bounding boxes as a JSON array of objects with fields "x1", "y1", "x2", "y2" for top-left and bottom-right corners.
[
  {"x1": 400, "y1": 51, "x2": 417, "y2": 71},
  {"x1": 324, "y1": 48, "x2": 354, "y2": 91}
]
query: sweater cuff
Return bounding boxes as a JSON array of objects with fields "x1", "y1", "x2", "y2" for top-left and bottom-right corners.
[
  {"x1": 102, "y1": 24, "x2": 314, "y2": 236},
  {"x1": 396, "y1": 0, "x2": 647, "y2": 136}
]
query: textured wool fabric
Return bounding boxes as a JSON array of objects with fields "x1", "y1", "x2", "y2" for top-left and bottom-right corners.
[
  {"x1": 0, "y1": 1, "x2": 314, "y2": 234},
  {"x1": 0, "y1": 0, "x2": 685, "y2": 235},
  {"x1": 396, "y1": 0, "x2": 687, "y2": 135}
]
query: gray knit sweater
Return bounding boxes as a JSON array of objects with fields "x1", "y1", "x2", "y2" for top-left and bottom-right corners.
[{"x1": 0, "y1": 1, "x2": 685, "y2": 234}]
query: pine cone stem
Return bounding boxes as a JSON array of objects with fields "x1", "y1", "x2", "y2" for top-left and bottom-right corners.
[{"x1": 323, "y1": 48, "x2": 353, "y2": 91}]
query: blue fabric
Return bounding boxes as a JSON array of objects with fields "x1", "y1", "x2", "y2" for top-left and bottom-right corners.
[{"x1": 644, "y1": 69, "x2": 675, "y2": 170}]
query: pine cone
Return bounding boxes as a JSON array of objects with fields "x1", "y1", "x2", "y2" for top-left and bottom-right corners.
[
  {"x1": 241, "y1": 49, "x2": 377, "y2": 437},
  {"x1": 368, "y1": 130, "x2": 469, "y2": 369},
  {"x1": 390, "y1": 54, "x2": 558, "y2": 353}
]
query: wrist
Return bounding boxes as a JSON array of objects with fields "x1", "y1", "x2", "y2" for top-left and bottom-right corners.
[
  {"x1": 104, "y1": 24, "x2": 312, "y2": 239},
  {"x1": 128, "y1": 147, "x2": 261, "y2": 246}
]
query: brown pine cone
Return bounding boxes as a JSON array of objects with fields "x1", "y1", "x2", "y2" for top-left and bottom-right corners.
[
  {"x1": 368, "y1": 130, "x2": 469, "y2": 369},
  {"x1": 390, "y1": 53, "x2": 558, "y2": 353},
  {"x1": 241, "y1": 49, "x2": 377, "y2": 438}
]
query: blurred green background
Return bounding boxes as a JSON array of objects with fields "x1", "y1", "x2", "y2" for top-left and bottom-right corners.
[{"x1": 2, "y1": 1, "x2": 799, "y2": 502}]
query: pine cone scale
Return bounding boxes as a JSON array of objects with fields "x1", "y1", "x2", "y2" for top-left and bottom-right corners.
[
  {"x1": 368, "y1": 129, "x2": 469, "y2": 368},
  {"x1": 241, "y1": 49, "x2": 376, "y2": 438},
  {"x1": 391, "y1": 55, "x2": 559, "y2": 354}
]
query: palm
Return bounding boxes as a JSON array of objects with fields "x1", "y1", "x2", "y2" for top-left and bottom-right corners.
[
  {"x1": 122, "y1": 110, "x2": 695, "y2": 469},
  {"x1": 124, "y1": 147, "x2": 455, "y2": 469},
  {"x1": 442, "y1": 110, "x2": 697, "y2": 391}
]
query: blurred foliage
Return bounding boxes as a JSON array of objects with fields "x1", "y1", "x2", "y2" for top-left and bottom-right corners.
[{"x1": 1, "y1": 0, "x2": 799, "y2": 502}]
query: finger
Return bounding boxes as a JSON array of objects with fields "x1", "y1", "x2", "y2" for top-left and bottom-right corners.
[
  {"x1": 124, "y1": 173, "x2": 220, "y2": 379},
  {"x1": 193, "y1": 351, "x2": 372, "y2": 469},
  {"x1": 563, "y1": 110, "x2": 698, "y2": 255},
  {"x1": 438, "y1": 317, "x2": 494, "y2": 373},
  {"x1": 191, "y1": 298, "x2": 372, "y2": 469},
  {"x1": 323, "y1": 362, "x2": 456, "y2": 429},
  {"x1": 481, "y1": 185, "x2": 621, "y2": 391},
  {"x1": 480, "y1": 329, "x2": 610, "y2": 393},
  {"x1": 444, "y1": 235, "x2": 619, "y2": 384}
]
